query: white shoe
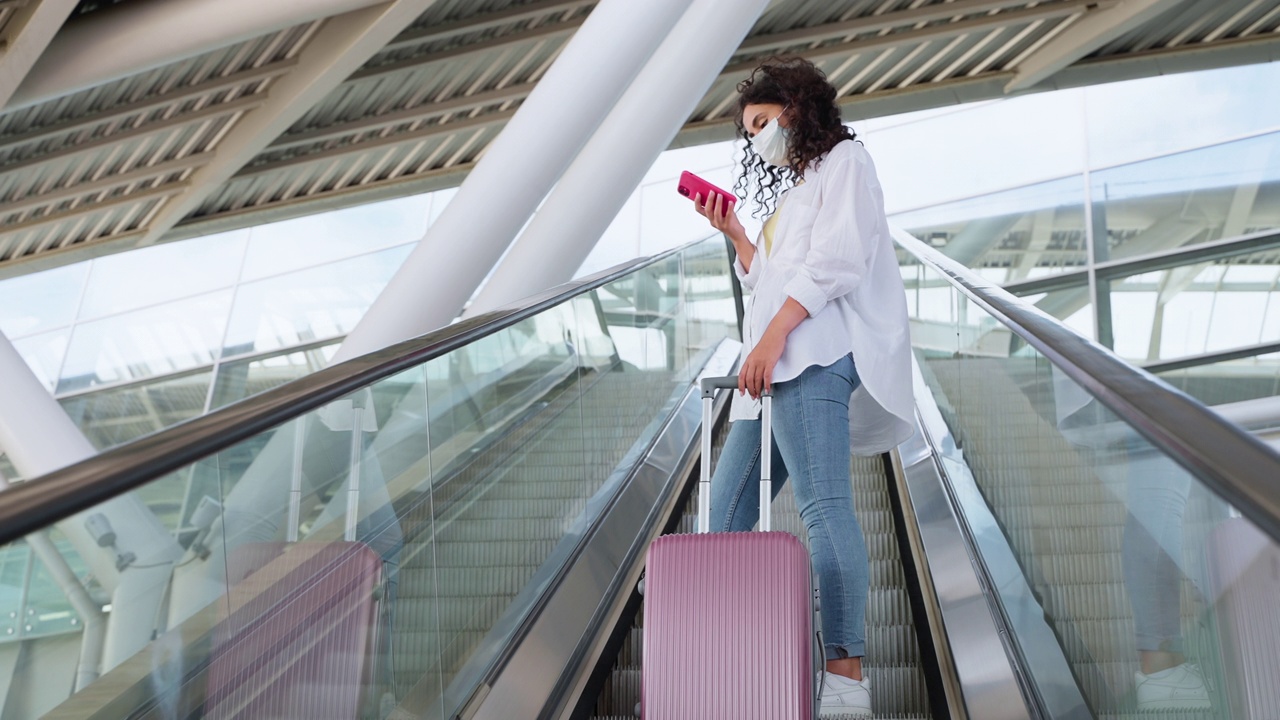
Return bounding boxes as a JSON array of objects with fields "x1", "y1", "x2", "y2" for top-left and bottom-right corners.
[
  {"x1": 1135, "y1": 663, "x2": 1211, "y2": 711},
  {"x1": 820, "y1": 673, "x2": 871, "y2": 718}
]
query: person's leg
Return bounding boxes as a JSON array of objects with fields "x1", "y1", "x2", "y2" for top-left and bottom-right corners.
[
  {"x1": 709, "y1": 417, "x2": 788, "y2": 533},
  {"x1": 770, "y1": 355, "x2": 867, "y2": 679},
  {"x1": 1121, "y1": 439, "x2": 1193, "y2": 672}
]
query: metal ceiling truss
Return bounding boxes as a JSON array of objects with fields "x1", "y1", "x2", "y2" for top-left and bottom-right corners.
[{"x1": 0, "y1": 0, "x2": 1274, "y2": 276}]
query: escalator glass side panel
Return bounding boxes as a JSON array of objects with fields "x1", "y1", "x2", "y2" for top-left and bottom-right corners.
[
  {"x1": 907, "y1": 259, "x2": 1280, "y2": 720},
  {"x1": 12, "y1": 238, "x2": 738, "y2": 720}
]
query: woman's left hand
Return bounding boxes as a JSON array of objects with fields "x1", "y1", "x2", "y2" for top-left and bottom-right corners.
[{"x1": 739, "y1": 330, "x2": 785, "y2": 399}]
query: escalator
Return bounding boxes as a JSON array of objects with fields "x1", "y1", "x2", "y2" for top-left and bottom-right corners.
[{"x1": 0, "y1": 232, "x2": 1277, "y2": 720}]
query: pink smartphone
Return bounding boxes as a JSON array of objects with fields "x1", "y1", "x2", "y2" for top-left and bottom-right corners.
[{"x1": 677, "y1": 171, "x2": 736, "y2": 208}]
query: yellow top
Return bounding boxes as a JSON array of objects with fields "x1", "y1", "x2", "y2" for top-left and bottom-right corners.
[{"x1": 762, "y1": 195, "x2": 787, "y2": 257}]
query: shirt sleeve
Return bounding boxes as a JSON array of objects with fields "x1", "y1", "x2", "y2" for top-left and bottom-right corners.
[
  {"x1": 783, "y1": 143, "x2": 879, "y2": 317},
  {"x1": 732, "y1": 236, "x2": 763, "y2": 290}
]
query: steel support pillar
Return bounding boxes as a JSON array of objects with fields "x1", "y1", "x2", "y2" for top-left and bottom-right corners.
[
  {"x1": 464, "y1": 0, "x2": 771, "y2": 317},
  {"x1": 328, "y1": 0, "x2": 689, "y2": 364},
  {"x1": 0, "y1": 333, "x2": 182, "y2": 672}
]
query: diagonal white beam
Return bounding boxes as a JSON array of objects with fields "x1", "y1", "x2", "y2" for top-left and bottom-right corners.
[
  {"x1": 0, "y1": 0, "x2": 78, "y2": 108},
  {"x1": 135, "y1": 0, "x2": 443, "y2": 247},
  {"x1": 6, "y1": 0, "x2": 393, "y2": 110},
  {"x1": 1004, "y1": 0, "x2": 1187, "y2": 92}
]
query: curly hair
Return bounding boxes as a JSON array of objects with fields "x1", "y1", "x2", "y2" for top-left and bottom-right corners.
[{"x1": 733, "y1": 56, "x2": 856, "y2": 218}]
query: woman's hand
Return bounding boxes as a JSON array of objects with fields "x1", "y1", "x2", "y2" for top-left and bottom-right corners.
[
  {"x1": 739, "y1": 329, "x2": 785, "y2": 399},
  {"x1": 739, "y1": 298, "x2": 809, "y2": 399},
  {"x1": 694, "y1": 193, "x2": 746, "y2": 243}
]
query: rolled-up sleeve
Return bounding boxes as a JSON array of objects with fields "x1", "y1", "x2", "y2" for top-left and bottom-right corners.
[
  {"x1": 733, "y1": 239, "x2": 763, "y2": 290},
  {"x1": 783, "y1": 144, "x2": 877, "y2": 317}
]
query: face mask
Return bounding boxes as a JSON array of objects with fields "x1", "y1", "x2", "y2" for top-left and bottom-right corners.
[{"x1": 752, "y1": 108, "x2": 791, "y2": 167}]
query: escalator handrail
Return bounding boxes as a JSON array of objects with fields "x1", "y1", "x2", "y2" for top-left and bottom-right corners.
[
  {"x1": 893, "y1": 227, "x2": 1280, "y2": 543},
  {"x1": 0, "y1": 238, "x2": 714, "y2": 547}
]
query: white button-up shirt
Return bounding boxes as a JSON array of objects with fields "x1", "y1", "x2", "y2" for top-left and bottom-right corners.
[{"x1": 730, "y1": 139, "x2": 914, "y2": 456}]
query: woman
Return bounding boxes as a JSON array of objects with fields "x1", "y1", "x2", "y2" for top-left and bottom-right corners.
[{"x1": 694, "y1": 56, "x2": 914, "y2": 717}]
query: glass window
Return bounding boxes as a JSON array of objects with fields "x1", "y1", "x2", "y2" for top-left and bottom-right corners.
[
  {"x1": 1090, "y1": 132, "x2": 1280, "y2": 263},
  {"x1": 1085, "y1": 62, "x2": 1280, "y2": 168},
  {"x1": 77, "y1": 231, "x2": 246, "y2": 322},
  {"x1": 60, "y1": 370, "x2": 213, "y2": 450},
  {"x1": 57, "y1": 291, "x2": 231, "y2": 393},
  {"x1": 892, "y1": 175, "x2": 1088, "y2": 277},
  {"x1": 0, "y1": 262, "x2": 89, "y2": 339},
  {"x1": 239, "y1": 195, "x2": 428, "y2": 282},
  {"x1": 13, "y1": 330, "x2": 70, "y2": 393},
  {"x1": 209, "y1": 343, "x2": 339, "y2": 410},
  {"x1": 222, "y1": 245, "x2": 412, "y2": 357}
]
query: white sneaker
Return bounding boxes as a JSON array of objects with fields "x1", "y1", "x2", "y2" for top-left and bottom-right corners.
[
  {"x1": 820, "y1": 673, "x2": 872, "y2": 718},
  {"x1": 1135, "y1": 663, "x2": 1211, "y2": 711}
]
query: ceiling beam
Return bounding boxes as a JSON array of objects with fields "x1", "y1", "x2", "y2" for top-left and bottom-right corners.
[
  {"x1": 724, "y1": 0, "x2": 1113, "y2": 74},
  {"x1": 739, "y1": 0, "x2": 1055, "y2": 54},
  {"x1": 6, "y1": 0, "x2": 392, "y2": 111},
  {"x1": 0, "y1": 181, "x2": 187, "y2": 243},
  {"x1": 266, "y1": 81, "x2": 532, "y2": 152},
  {"x1": 0, "y1": 93, "x2": 262, "y2": 181},
  {"x1": 382, "y1": 0, "x2": 593, "y2": 53},
  {"x1": 1003, "y1": 0, "x2": 1187, "y2": 92},
  {"x1": 0, "y1": 60, "x2": 295, "y2": 154},
  {"x1": 345, "y1": 14, "x2": 582, "y2": 84},
  {"x1": 134, "y1": 0, "x2": 443, "y2": 247},
  {"x1": 0, "y1": 154, "x2": 206, "y2": 216},
  {"x1": 236, "y1": 109, "x2": 512, "y2": 179},
  {"x1": 0, "y1": 0, "x2": 78, "y2": 108}
]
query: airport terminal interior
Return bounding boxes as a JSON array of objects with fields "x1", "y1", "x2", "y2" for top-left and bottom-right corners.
[{"x1": 0, "y1": 0, "x2": 1277, "y2": 718}]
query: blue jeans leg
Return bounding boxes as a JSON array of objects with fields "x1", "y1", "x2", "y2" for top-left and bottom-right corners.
[{"x1": 708, "y1": 355, "x2": 868, "y2": 660}]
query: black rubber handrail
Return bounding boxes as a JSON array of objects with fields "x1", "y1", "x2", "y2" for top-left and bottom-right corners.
[
  {"x1": 0, "y1": 238, "x2": 714, "y2": 546},
  {"x1": 894, "y1": 227, "x2": 1280, "y2": 543}
]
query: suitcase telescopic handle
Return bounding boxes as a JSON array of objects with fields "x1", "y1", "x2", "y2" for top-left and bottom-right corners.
[{"x1": 697, "y1": 375, "x2": 772, "y2": 534}]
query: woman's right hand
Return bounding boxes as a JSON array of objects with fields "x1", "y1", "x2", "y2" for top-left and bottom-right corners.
[{"x1": 694, "y1": 193, "x2": 746, "y2": 243}]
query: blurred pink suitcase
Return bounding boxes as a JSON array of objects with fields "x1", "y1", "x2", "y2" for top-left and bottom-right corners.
[
  {"x1": 1204, "y1": 518, "x2": 1280, "y2": 720},
  {"x1": 205, "y1": 541, "x2": 383, "y2": 720},
  {"x1": 642, "y1": 376, "x2": 818, "y2": 720}
]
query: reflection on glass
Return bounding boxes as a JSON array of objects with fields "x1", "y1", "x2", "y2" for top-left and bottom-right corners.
[
  {"x1": 891, "y1": 175, "x2": 1088, "y2": 278},
  {"x1": 1097, "y1": 253, "x2": 1280, "y2": 364},
  {"x1": 57, "y1": 291, "x2": 232, "y2": 393},
  {"x1": 12, "y1": 238, "x2": 736, "y2": 720},
  {"x1": 1157, "y1": 354, "x2": 1280, "y2": 407},
  {"x1": 209, "y1": 342, "x2": 339, "y2": 410},
  {"x1": 60, "y1": 370, "x2": 213, "y2": 450},
  {"x1": 915, "y1": 275, "x2": 1280, "y2": 718},
  {"x1": 1091, "y1": 132, "x2": 1280, "y2": 264},
  {"x1": 222, "y1": 245, "x2": 412, "y2": 357}
]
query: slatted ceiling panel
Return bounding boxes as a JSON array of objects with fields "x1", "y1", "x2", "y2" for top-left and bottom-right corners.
[{"x1": 1101, "y1": 0, "x2": 1279, "y2": 54}]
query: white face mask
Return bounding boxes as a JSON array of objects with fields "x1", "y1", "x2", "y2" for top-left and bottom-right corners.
[{"x1": 752, "y1": 108, "x2": 791, "y2": 167}]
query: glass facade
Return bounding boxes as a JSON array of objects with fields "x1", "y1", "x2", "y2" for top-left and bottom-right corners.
[{"x1": 0, "y1": 194, "x2": 435, "y2": 468}]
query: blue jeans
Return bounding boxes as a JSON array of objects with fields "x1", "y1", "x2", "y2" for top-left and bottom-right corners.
[{"x1": 709, "y1": 354, "x2": 868, "y2": 660}]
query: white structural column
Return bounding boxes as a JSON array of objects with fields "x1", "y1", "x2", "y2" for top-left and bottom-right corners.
[
  {"x1": 6, "y1": 0, "x2": 392, "y2": 110},
  {"x1": 329, "y1": 0, "x2": 690, "y2": 364},
  {"x1": 0, "y1": 0, "x2": 79, "y2": 109},
  {"x1": 465, "y1": 0, "x2": 770, "y2": 317},
  {"x1": 0, "y1": 333, "x2": 182, "y2": 671}
]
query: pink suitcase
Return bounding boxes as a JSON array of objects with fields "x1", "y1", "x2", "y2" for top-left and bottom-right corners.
[
  {"x1": 205, "y1": 541, "x2": 383, "y2": 720},
  {"x1": 642, "y1": 376, "x2": 819, "y2": 719},
  {"x1": 1204, "y1": 518, "x2": 1280, "y2": 719}
]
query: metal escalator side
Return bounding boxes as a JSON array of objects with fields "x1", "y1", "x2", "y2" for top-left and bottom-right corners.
[
  {"x1": 0, "y1": 238, "x2": 741, "y2": 720},
  {"x1": 892, "y1": 227, "x2": 1280, "y2": 720}
]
